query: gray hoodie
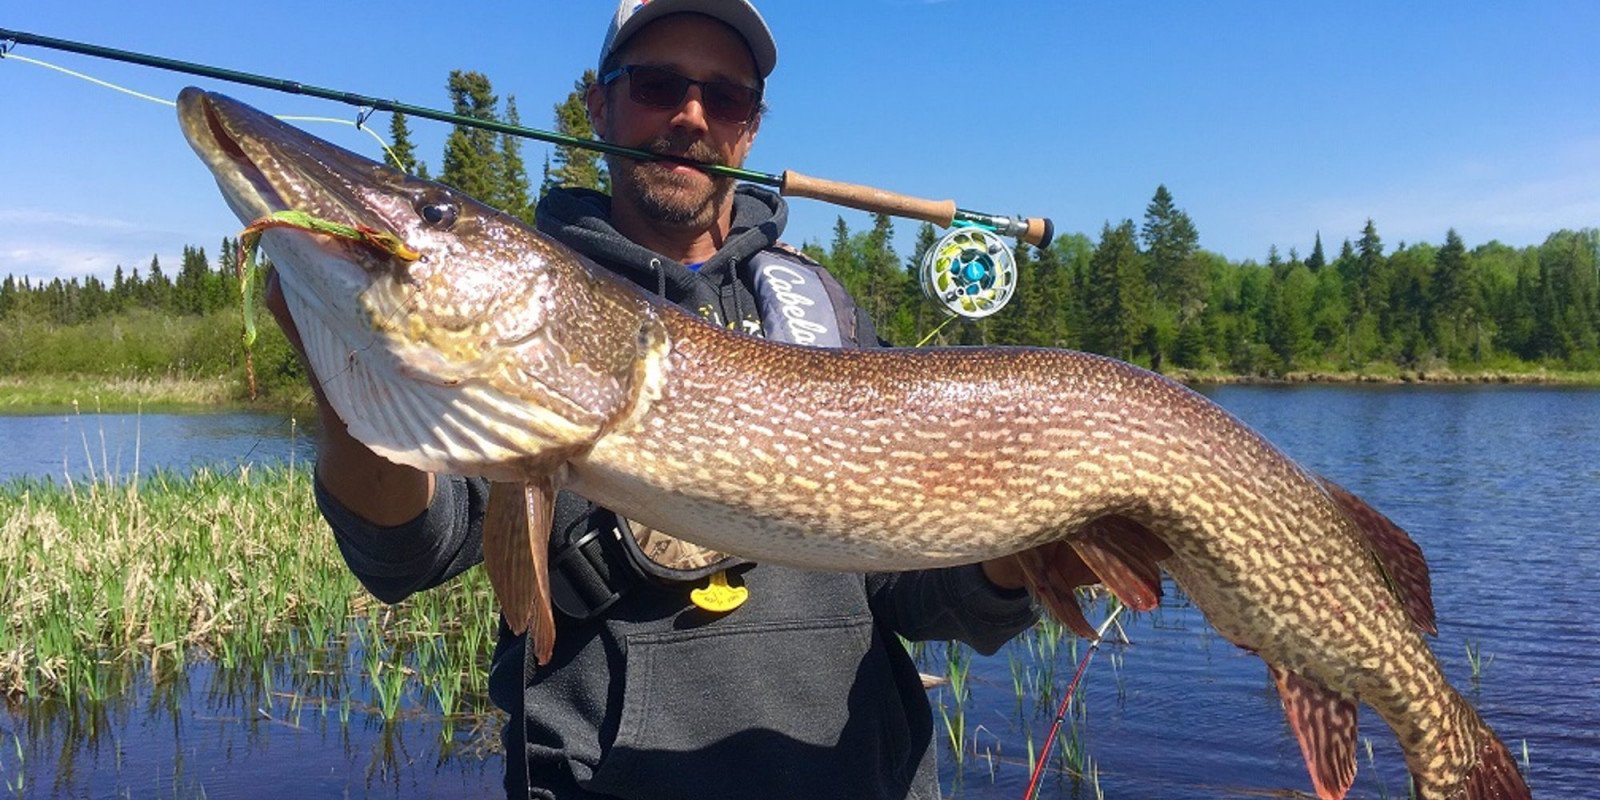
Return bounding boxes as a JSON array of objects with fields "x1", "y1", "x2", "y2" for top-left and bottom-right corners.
[{"x1": 316, "y1": 185, "x2": 1039, "y2": 800}]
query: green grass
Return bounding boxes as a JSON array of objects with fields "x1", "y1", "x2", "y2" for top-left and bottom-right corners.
[{"x1": 0, "y1": 465, "x2": 497, "y2": 720}]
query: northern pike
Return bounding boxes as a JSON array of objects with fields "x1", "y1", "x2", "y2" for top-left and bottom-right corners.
[{"x1": 177, "y1": 87, "x2": 1530, "y2": 800}]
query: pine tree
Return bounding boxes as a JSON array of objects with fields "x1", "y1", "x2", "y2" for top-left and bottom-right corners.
[
  {"x1": 439, "y1": 71, "x2": 503, "y2": 204},
  {"x1": 1140, "y1": 185, "x2": 1203, "y2": 319},
  {"x1": 825, "y1": 216, "x2": 862, "y2": 295},
  {"x1": 906, "y1": 222, "x2": 941, "y2": 343},
  {"x1": 545, "y1": 70, "x2": 609, "y2": 194},
  {"x1": 989, "y1": 241, "x2": 1034, "y2": 345},
  {"x1": 1085, "y1": 220, "x2": 1149, "y2": 361},
  {"x1": 385, "y1": 112, "x2": 424, "y2": 176},
  {"x1": 498, "y1": 96, "x2": 535, "y2": 223},
  {"x1": 144, "y1": 254, "x2": 172, "y2": 311},
  {"x1": 1307, "y1": 232, "x2": 1327, "y2": 272},
  {"x1": 861, "y1": 214, "x2": 909, "y2": 342}
]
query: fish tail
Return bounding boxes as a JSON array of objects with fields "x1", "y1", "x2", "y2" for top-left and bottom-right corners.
[
  {"x1": 1434, "y1": 708, "x2": 1530, "y2": 800},
  {"x1": 1400, "y1": 696, "x2": 1530, "y2": 800}
]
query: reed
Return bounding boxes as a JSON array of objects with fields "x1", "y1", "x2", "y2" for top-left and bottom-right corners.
[
  {"x1": 1464, "y1": 639, "x2": 1494, "y2": 683},
  {"x1": 0, "y1": 464, "x2": 497, "y2": 726}
]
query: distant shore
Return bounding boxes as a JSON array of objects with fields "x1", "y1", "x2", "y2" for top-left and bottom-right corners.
[
  {"x1": 1170, "y1": 367, "x2": 1600, "y2": 386},
  {"x1": 2, "y1": 367, "x2": 1596, "y2": 415},
  {"x1": 0, "y1": 374, "x2": 287, "y2": 414}
]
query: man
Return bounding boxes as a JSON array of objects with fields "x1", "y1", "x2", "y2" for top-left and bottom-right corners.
[{"x1": 269, "y1": 2, "x2": 1052, "y2": 798}]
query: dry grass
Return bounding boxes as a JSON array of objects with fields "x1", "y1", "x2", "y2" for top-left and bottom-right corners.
[{"x1": 0, "y1": 374, "x2": 239, "y2": 412}]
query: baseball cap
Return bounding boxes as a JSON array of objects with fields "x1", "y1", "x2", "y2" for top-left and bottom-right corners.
[{"x1": 600, "y1": 0, "x2": 778, "y2": 79}]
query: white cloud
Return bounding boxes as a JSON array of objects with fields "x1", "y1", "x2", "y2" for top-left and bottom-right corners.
[{"x1": 0, "y1": 206, "x2": 199, "y2": 283}]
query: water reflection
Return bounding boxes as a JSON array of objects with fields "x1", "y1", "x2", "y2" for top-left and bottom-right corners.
[{"x1": 1, "y1": 649, "x2": 503, "y2": 799}]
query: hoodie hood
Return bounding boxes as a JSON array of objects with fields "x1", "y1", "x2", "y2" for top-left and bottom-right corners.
[{"x1": 535, "y1": 184, "x2": 787, "y2": 327}]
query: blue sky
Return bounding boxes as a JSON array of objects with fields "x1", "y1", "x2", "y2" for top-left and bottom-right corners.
[{"x1": 2, "y1": 1, "x2": 1597, "y2": 283}]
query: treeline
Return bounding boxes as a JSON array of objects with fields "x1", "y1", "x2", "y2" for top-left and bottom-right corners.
[
  {"x1": 811, "y1": 188, "x2": 1600, "y2": 374},
  {"x1": 1, "y1": 241, "x2": 240, "y2": 325},
  {"x1": 5, "y1": 69, "x2": 1598, "y2": 388}
]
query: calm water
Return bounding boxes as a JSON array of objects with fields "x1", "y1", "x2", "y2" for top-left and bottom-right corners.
[
  {"x1": 0, "y1": 410, "x2": 316, "y2": 483},
  {"x1": 1, "y1": 386, "x2": 1595, "y2": 798},
  {"x1": 938, "y1": 384, "x2": 1598, "y2": 799}
]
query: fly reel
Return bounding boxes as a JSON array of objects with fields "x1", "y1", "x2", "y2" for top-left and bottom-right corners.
[{"x1": 918, "y1": 226, "x2": 1018, "y2": 319}]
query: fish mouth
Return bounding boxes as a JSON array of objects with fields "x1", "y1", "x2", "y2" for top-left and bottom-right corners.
[{"x1": 176, "y1": 87, "x2": 408, "y2": 238}]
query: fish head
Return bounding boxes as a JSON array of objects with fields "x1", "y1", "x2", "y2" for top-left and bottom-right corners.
[{"x1": 177, "y1": 88, "x2": 661, "y2": 479}]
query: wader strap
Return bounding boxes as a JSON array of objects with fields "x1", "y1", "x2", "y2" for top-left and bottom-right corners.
[
  {"x1": 748, "y1": 250, "x2": 845, "y2": 347},
  {"x1": 549, "y1": 527, "x2": 630, "y2": 622}
]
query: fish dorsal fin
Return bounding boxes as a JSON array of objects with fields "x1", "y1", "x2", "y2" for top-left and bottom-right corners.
[
  {"x1": 485, "y1": 479, "x2": 558, "y2": 664},
  {"x1": 1269, "y1": 663, "x2": 1358, "y2": 800},
  {"x1": 1317, "y1": 477, "x2": 1438, "y2": 636}
]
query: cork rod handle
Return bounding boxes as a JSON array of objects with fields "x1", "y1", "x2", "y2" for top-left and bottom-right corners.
[{"x1": 781, "y1": 170, "x2": 957, "y2": 227}]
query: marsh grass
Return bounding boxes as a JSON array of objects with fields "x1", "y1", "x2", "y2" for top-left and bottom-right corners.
[
  {"x1": 0, "y1": 464, "x2": 498, "y2": 726},
  {"x1": 0, "y1": 374, "x2": 239, "y2": 412},
  {"x1": 922, "y1": 599, "x2": 1119, "y2": 798}
]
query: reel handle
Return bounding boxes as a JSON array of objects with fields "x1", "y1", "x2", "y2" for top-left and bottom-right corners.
[
  {"x1": 1022, "y1": 217, "x2": 1054, "y2": 249},
  {"x1": 781, "y1": 170, "x2": 957, "y2": 227}
]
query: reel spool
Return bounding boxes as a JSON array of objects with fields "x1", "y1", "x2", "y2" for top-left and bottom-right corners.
[{"x1": 918, "y1": 226, "x2": 1018, "y2": 319}]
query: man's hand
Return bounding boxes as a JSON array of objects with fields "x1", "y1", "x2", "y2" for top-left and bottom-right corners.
[{"x1": 981, "y1": 541, "x2": 1096, "y2": 592}]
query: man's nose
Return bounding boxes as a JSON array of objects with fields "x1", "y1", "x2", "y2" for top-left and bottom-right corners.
[{"x1": 667, "y1": 85, "x2": 711, "y2": 134}]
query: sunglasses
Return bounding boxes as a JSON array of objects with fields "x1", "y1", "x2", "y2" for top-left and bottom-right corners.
[{"x1": 599, "y1": 64, "x2": 763, "y2": 125}]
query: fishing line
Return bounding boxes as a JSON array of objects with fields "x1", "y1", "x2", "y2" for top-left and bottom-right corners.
[
  {"x1": 2, "y1": 27, "x2": 1056, "y2": 322},
  {"x1": 0, "y1": 51, "x2": 405, "y2": 169},
  {"x1": 2, "y1": 48, "x2": 404, "y2": 460},
  {"x1": 1022, "y1": 602, "x2": 1125, "y2": 800}
]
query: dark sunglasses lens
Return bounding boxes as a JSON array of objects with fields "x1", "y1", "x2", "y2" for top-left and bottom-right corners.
[
  {"x1": 628, "y1": 67, "x2": 691, "y2": 108},
  {"x1": 702, "y1": 83, "x2": 758, "y2": 123},
  {"x1": 626, "y1": 66, "x2": 757, "y2": 123}
]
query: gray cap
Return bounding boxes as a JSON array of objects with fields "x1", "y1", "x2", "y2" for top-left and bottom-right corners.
[{"x1": 599, "y1": 0, "x2": 777, "y2": 79}]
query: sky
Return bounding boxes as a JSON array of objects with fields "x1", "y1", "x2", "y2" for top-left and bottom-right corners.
[{"x1": 2, "y1": 1, "x2": 1597, "y2": 284}]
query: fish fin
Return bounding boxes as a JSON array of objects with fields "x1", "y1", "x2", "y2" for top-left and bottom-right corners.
[
  {"x1": 1317, "y1": 477, "x2": 1438, "y2": 636},
  {"x1": 483, "y1": 480, "x2": 558, "y2": 664},
  {"x1": 523, "y1": 479, "x2": 557, "y2": 665},
  {"x1": 1010, "y1": 548, "x2": 1098, "y2": 639},
  {"x1": 1269, "y1": 663, "x2": 1359, "y2": 800},
  {"x1": 1453, "y1": 723, "x2": 1532, "y2": 800},
  {"x1": 1068, "y1": 515, "x2": 1173, "y2": 612}
]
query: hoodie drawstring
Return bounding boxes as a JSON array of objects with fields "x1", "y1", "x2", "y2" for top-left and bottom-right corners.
[{"x1": 650, "y1": 257, "x2": 666, "y2": 300}]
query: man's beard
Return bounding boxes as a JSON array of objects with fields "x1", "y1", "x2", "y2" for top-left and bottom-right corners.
[{"x1": 610, "y1": 138, "x2": 736, "y2": 228}]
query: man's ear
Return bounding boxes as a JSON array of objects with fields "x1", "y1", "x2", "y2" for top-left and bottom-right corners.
[{"x1": 586, "y1": 81, "x2": 608, "y2": 140}]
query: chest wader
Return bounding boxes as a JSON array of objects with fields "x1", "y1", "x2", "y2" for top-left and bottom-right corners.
[{"x1": 514, "y1": 248, "x2": 868, "y2": 798}]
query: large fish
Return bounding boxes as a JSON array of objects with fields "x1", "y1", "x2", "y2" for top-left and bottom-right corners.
[{"x1": 177, "y1": 87, "x2": 1530, "y2": 800}]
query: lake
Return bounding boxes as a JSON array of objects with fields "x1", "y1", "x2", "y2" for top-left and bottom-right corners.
[
  {"x1": 0, "y1": 410, "x2": 317, "y2": 484},
  {"x1": 0, "y1": 385, "x2": 1594, "y2": 798}
]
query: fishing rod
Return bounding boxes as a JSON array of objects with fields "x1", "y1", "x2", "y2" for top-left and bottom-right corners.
[
  {"x1": 1, "y1": 27, "x2": 1051, "y2": 319},
  {"x1": 1022, "y1": 603, "x2": 1124, "y2": 800}
]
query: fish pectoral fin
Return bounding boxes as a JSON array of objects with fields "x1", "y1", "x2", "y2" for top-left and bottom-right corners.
[
  {"x1": 484, "y1": 479, "x2": 559, "y2": 665},
  {"x1": 1008, "y1": 547, "x2": 1098, "y2": 639},
  {"x1": 1068, "y1": 515, "x2": 1173, "y2": 612},
  {"x1": 1268, "y1": 663, "x2": 1359, "y2": 800},
  {"x1": 1316, "y1": 476, "x2": 1438, "y2": 636}
]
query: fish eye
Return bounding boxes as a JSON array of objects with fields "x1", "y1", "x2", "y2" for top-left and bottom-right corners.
[{"x1": 419, "y1": 201, "x2": 458, "y2": 229}]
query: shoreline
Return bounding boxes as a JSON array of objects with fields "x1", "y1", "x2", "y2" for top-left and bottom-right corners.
[
  {"x1": 1170, "y1": 367, "x2": 1600, "y2": 386},
  {"x1": 2, "y1": 367, "x2": 1596, "y2": 414}
]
